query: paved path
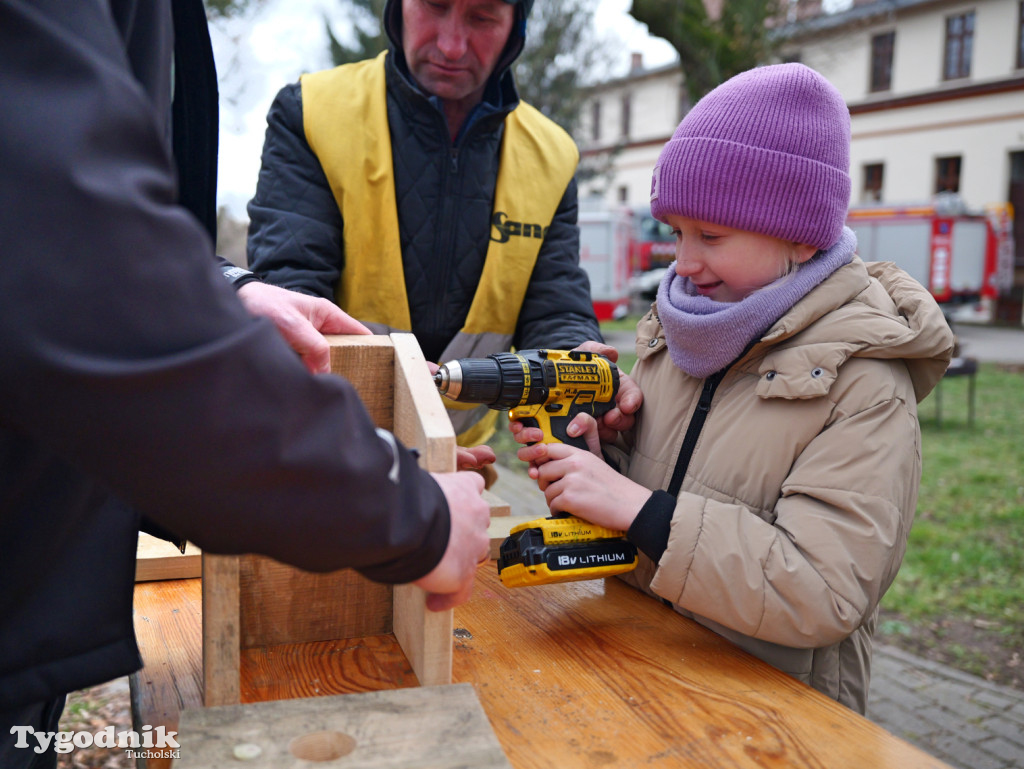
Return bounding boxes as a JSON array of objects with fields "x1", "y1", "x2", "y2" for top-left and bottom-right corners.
[
  {"x1": 869, "y1": 644, "x2": 1024, "y2": 768},
  {"x1": 953, "y1": 322, "x2": 1024, "y2": 365}
]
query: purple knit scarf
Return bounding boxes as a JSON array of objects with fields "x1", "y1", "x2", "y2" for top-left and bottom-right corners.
[{"x1": 655, "y1": 227, "x2": 857, "y2": 378}]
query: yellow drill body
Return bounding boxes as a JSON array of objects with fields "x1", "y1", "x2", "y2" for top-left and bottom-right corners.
[{"x1": 433, "y1": 349, "x2": 638, "y2": 587}]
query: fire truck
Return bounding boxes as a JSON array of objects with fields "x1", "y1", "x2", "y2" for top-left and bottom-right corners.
[
  {"x1": 847, "y1": 195, "x2": 1014, "y2": 322},
  {"x1": 628, "y1": 206, "x2": 677, "y2": 274},
  {"x1": 578, "y1": 206, "x2": 632, "y2": 321},
  {"x1": 625, "y1": 207, "x2": 676, "y2": 300}
]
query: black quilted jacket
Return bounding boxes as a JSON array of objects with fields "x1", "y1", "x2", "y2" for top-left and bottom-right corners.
[{"x1": 246, "y1": 51, "x2": 602, "y2": 363}]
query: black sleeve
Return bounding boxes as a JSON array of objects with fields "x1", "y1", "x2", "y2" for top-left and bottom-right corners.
[
  {"x1": 246, "y1": 83, "x2": 345, "y2": 301},
  {"x1": 627, "y1": 491, "x2": 675, "y2": 563},
  {"x1": 0, "y1": 0, "x2": 447, "y2": 584},
  {"x1": 513, "y1": 177, "x2": 605, "y2": 350}
]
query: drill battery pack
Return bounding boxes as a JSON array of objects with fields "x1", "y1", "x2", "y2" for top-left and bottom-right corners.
[{"x1": 497, "y1": 515, "x2": 638, "y2": 588}]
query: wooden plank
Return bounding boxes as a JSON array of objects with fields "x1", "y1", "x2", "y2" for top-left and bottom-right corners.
[
  {"x1": 390, "y1": 332, "x2": 457, "y2": 687},
  {"x1": 324, "y1": 334, "x2": 396, "y2": 427},
  {"x1": 390, "y1": 332, "x2": 456, "y2": 473},
  {"x1": 483, "y1": 489, "x2": 511, "y2": 517},
  {"x1": 240, "y1": 635, "x2": 418, "y2": 702},
  {"x1": 487, "y1": 514, "x2": 539, "y2": 560},
  {"x1": 201, "y1": 554, "x2": 240, "y2": 707},
  {"x1": 227, "y1": 335, "x2": 399, "y2": 655},
  {"x1": 131, "y1": 579, "x2": 203, "y2": 769},
  {"x1": 238, "y1": 557, "x2": 391, "y2": 647},
  {"x1": 174, "y1": 684, "x2": 511, "y2": 769},
  {"x1": 135, "y1": 534, "x2": 201, "y2": 582}
]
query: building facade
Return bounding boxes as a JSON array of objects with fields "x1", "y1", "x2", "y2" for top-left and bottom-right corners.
[{"x1": 577, "y1": 0, "x2": 1024, "y2": 317}]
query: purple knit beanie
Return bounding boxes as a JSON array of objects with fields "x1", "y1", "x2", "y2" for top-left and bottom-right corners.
[{"x1": 650, "y1": 63, "x2": 851, "y2": 251}]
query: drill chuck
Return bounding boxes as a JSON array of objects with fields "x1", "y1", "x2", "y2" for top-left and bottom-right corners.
[{"x1": 434, "y1": 353, "x2": 551, "y2": 409}]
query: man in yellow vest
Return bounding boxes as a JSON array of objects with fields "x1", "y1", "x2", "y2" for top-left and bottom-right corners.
[{"x1": 244, "y1": 0, "x2": 636, "y2": 462}]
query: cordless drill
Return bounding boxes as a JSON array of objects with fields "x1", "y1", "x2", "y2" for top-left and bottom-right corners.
[{"x1": 433, "y1": 349, "x2": 638, "y2": 587}]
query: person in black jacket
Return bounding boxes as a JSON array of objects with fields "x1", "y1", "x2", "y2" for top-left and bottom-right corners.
[
  {"x1": 0, "y1": 2, "x2": 490, "y2": 766},
  {"x1": 245, "y1": 0, "x2": 637, "y2": 451}
]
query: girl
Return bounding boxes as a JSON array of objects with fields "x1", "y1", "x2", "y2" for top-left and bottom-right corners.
[{"x1": 515, "y1": 63, "x2": 954, "y2": 713}]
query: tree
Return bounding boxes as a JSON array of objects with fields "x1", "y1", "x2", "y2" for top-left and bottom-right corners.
[
  {"x1": 630, "y1": 0, "x2": 782, "y2": 104},
  {"x1": 513, "y1": 0, "x2": 613, "y2": 137},
  {"x1": 205, "y1": 0, "x2": 264, "y2": 19},
  {"x1": 326, "y1": 0, "x2": 388, "y2": 65}
]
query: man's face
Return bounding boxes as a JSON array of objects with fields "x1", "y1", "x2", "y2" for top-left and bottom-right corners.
[{"x1": 402, "y1": 0, "x2": 515, "y2": 110}]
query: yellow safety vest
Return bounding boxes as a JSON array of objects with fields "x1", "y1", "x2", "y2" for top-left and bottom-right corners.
[{"x1": 301, "y1": 52, "x2": 578, "y2": 445}]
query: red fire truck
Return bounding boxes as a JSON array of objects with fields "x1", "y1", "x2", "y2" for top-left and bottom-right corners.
[
  {"x1": 847, "y1": 196, "x2": 1014, "y2": 322},
  {"x1": 578, "y1": 206, "x2": 632, "y2": 321},
  {"x1": 625, "y1": 207, "x2": 676, "y2": 300},
  {"x1": 628, "y1": 206, "x2": 676, "y2": 274}
]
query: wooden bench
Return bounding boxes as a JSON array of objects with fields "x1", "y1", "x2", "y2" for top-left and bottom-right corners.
[{"x1": 130, "y1": 568, "x2": 952, "y2": 769}]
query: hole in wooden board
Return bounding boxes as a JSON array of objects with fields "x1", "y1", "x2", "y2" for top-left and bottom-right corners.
[{"x1": 288, "y1": 730, "x2": 357, "y2": 762}]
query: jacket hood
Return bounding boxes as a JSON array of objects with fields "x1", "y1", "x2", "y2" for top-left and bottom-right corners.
[
  {"x1": 756, "y1": 258, "x2": 955, "y2": 403},
  {"x1": 382, "y1": 0, "x2": 529, "y2": 87}
]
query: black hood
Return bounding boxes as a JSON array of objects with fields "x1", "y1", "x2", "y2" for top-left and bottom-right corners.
[{"x1": 382, "y1": 0, "x2": 531, "y2": 88}]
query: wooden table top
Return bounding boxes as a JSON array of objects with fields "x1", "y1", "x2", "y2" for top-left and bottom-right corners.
[{"x1": 131, "y1": 565, "x2": 950, "y2": 769}]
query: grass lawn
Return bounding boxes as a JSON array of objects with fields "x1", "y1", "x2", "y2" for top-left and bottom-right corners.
[{"x1": 881, "y1": 363, "x2": 1024, "y2": 687}]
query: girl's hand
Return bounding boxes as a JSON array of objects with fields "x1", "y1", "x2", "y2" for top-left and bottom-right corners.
[
  {"x1": 571, "y1": 341, "x2": 643, "y2": 442},
  {"x1": 511, "y1": 412, "x2": 602, "y2": 458},
  {"x1": 517, "y1": 442, "x2": 650, "y2": 532}
]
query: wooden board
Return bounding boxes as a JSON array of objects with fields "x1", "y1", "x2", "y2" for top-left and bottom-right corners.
[
  {"x1": 325, "y1": 334, "x2": 395, "y2": 426},
  {"x1": 482, "y1": 489, "x2": 511, "y2": 517},
  {"x1": 202, "y1": 554, "x2": 240, "y2": 707},
  {"x1": 238, "y1": 558, "x2": 391, "y2": 647},
  {"x1": 132, "y1": 578, "x2": 204, "y2": 769},
  {"x1": 175, "y1": 684, "x2": 511, "y2": 769},
  {"x1": 487, "y1": 514, "x2": 539, "y2": 560},
  {"x1": 388, "y1": 333, "x2": 457, "y2": 687},
  {"x1": 135, "y1": 534, "x2": 201, "y2": 582}
]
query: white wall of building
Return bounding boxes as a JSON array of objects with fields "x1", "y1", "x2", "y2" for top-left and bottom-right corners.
[
  {"x1": 577, "y1": 64, "x2": 684, "y2": 210},
  {"x1": 785, "y1": 0, "x2": 1024, "y2": 211}
]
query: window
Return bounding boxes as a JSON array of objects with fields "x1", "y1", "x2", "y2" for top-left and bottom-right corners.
[
  {"x1": 862, "y1": 163, "x2": 884, "y2": 202},
  {"x1": 621, "y1": 92, "x2": 632, "y2": 139},
  {"x1": 943, "y1": 12, "x2": 974, "y2": 80},
  {"x1": 1017, "y1": 1, "x2": 1024, "y2": 69},
  {"x1": 618, "y1": 186, "x2": 629, "y2": 203},
  {"x1": 870, "y1": 31, "x2": 895, "y2": 92},
  {"x1": 935, "y1": 156, "x2": 962, "y2": 194},
  {"x1": 591, "y1": 100, "x2": 601, "y2": 142}
]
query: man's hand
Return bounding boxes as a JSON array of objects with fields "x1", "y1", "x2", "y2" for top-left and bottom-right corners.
[
  {"x1": 237, "y1": 282, "x2": 371, "y2": 374},
  {"x1": 414, "y1": 471, "x2": 491, "y2": 611}
]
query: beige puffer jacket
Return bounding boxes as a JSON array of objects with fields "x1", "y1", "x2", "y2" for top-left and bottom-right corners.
[{"x1": 613, "y1": 257, "x2": 954, "y2": 713}]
